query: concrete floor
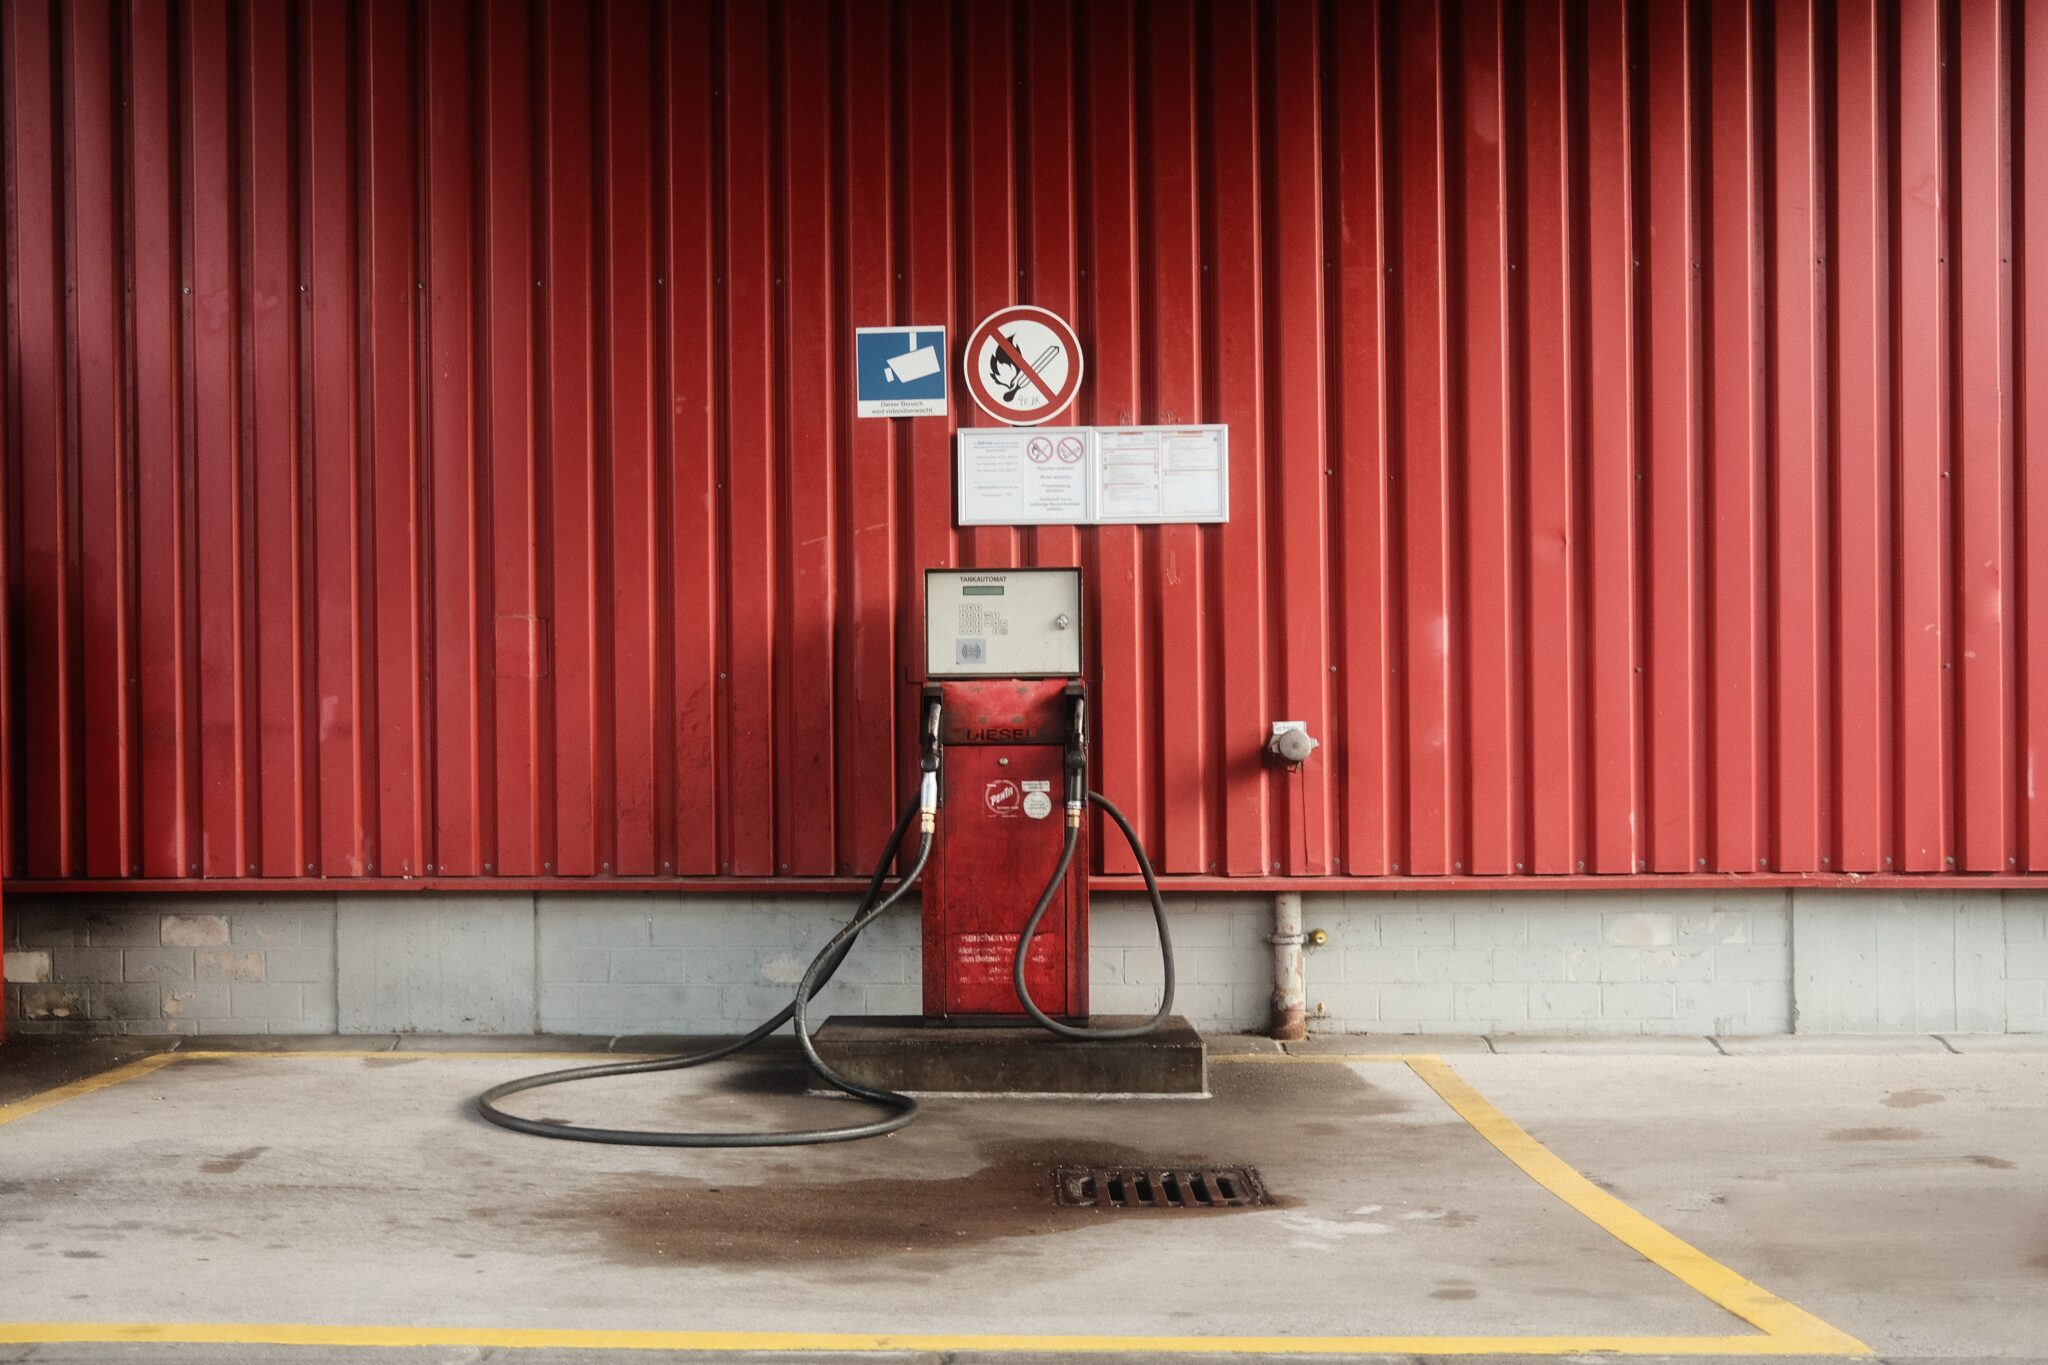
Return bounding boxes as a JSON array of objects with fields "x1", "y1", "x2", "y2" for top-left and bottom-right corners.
[{"x1": 0, "y1": 1033, "x2": 2042, "y2": 1365}]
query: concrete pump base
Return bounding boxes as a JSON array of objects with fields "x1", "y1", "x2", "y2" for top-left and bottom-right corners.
[{"x1": 809, "y1": 1014, "x2": 1207, "y2": 1095}]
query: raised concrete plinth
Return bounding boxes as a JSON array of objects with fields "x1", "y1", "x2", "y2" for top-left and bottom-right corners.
[{"x1": 810, "y1": 1014, "x2": 1207, "y2": 1094}]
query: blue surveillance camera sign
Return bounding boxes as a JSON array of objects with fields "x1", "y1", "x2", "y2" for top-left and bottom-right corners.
[{"x1": 855, "y1": 325, "x2": 948, "y2": 418}]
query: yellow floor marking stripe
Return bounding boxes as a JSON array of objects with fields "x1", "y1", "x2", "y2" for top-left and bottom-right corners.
[
  {"x1": 175, "y1": 1049, "x2": 636, "y2": 1061},
  {"x1": 1404, "y1": 1056, "x2": 1869, "y2": 1354},
  {"x1": 0, "y1": 1323, "x2": 1855, "y2": 1355},
  {"x1": 1210, "y1": 1051, "x2": 1417, "y2": 1064},
  {"x1": 0, "y1": 1052, "x2": 182, "y2": 1128}
]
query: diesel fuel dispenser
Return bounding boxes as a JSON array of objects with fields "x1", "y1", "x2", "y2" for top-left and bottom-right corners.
[{"x1": 477, "y1": 566, "x2": 1175, "y2": 1148}]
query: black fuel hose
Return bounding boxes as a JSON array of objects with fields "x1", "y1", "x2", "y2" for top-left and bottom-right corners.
[
  {"x1": 474, "y1": 790, "x2": 929, "y2": 1147},
  {"x1": 1011, "y1": 790, "x2": 1175, "y2": 1040}
]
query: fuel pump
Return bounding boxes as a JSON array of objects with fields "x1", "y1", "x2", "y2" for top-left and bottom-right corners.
[
  {"x1": 919, "y1": 567, "x2": 1173, "y2": 1038},
  {"x1": 476, "y1": 565, "x2": 1175, "y2": 1148}
]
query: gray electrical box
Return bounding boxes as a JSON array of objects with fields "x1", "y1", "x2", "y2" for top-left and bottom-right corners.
[{"x1": 924, "y1": 567, "x2": 1083, "y2": 679}]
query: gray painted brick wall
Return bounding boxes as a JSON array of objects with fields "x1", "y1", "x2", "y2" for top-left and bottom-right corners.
[
  {"x1": 1792, "y1": 891, "x2": 2018, "y2": 1033},
  {"x1": 1290, "y1": 891, "x2": 1792, "y2": 1035},
  {"x1": 3, "y1": 899, "x2": 335, "y2": 1035},
  {"x1": 6, "y1": 887, "x2": 2045, "y2": 1037}
]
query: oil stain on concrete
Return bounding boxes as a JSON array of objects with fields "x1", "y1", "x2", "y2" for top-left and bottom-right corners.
[
  {"x1": 507, "y1": 1060, "x2": 1426, "y2": 1275},
  {"x1": 200, "y1": 1146, "x2": 269, "y2": 1175},
  {"x1": 1826, "y1": 1125, "x2": 1928, "y2": 1142}
]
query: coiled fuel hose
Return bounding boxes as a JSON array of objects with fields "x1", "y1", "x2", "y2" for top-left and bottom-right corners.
[
  {"x1": 1011, "y1": 789, "x2": 1175, "y2": 1040},
  {"x1": 474, "y1": 777, "x2": 934, "y2": 1148}
]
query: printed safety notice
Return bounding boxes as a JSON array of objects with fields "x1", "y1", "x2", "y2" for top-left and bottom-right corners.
[{"x1": 956, "y1": 424, "x2": 1228, "y2": 526}]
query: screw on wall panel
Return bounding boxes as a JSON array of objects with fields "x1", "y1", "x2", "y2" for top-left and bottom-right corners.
[
  {"x1": 1454, "y1": 862, "x2": 1463, "y2": 871},
  {"x1": 485, "y1": 864, "x2": 493, "y2": 873},
  {"x1": 1516, "y1": 862, "x2": 1525, "y2": 871},
  {"x1": 1392, "y1": 864, "x2": 1401, "y2": 873},
  {"x1": 602, "y1": 863, "x2": 611, "y2": 872},
  {"x1": 544, "y1": 862, "x2": 553, "y2": 871},
  {"x1": 1698, "y1": 858, "x2": 1706, "y2": 867},
  {"x1": 1577, "y1": 860, "x2": 1586, "y2": 871}
]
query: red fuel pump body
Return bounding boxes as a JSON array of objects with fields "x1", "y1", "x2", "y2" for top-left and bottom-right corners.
[{"x1": 920, "y1": 678, "x2": 1088, "y2": 1020}]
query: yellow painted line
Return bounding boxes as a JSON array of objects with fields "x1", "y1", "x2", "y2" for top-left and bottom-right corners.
[
  {"x1": 1405, "y1": 1056, "x2": 1869, "y2": 1354},
  {"x1": 175, "y1": 1049, "x2": 637, "y2": 1061},
  {"x1": 0, "y1": 1323, "x2": 1857, "y2": 1355},
  {"x1": 1210, "y1": 1051, "x2": 1418, "y2": 1064},
  {"x1": 0, "y1": 1052, "x2": 183, "y2": 1128}
]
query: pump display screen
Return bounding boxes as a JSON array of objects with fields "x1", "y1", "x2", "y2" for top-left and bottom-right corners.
[{"x1": 924, "y1": 568, "x2": 1082, "y2": 678}]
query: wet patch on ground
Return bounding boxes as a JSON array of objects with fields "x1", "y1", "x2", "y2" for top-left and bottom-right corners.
[
  {"x1": 0, "y1": 1037, "x2": 176, "y2": 1106},
  {"x1": 497, "y1": 1062, "x2": 1425, "y2": 1274},
  {"x1": 1827, "y1": 1125, "x2": 1928, "y2": 1142},
  {"x1": 1882, "y1": 1088, "x2": 1945, "y2": 1109},
  {"x1": 200, "y1": 1146, "x2": 268, "y2": 1175}
]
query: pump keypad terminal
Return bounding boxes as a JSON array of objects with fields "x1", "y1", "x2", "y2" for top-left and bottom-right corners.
[{"x1": 926, "y1": 568, "x2": 1083, "y2": 679}]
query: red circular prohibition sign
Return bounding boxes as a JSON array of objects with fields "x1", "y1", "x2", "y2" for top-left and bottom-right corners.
[{"x1": 962, "y1": 305, "x2": 1085, "y2": 425}]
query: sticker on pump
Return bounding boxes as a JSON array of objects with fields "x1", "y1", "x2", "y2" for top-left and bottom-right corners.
[
  {"x1": 984, "y1": 779, "x2": 1021, "y2": 816},
  {"x1": 1022, "y1": 791, "x2": 1053, "y2": 820}
]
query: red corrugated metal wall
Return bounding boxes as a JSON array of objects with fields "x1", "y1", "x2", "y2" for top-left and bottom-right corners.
[{"x1": 3, "y1": 0, "x2": 2045, "y2": 891}]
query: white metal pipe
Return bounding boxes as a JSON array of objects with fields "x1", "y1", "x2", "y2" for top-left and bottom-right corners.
[{"x1": 1269, "y1": 891, "x2": 1306, "y2": 1040}]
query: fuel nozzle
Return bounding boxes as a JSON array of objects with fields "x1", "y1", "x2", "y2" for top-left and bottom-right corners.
[
  {"x1": 1064, "y1": 684, "x2": 1088, "y2": 825},
  {"x1": 919, "y1": 687, "x2": 944, "y2": 831}
]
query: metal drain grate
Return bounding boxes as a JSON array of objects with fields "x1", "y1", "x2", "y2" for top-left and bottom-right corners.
[{"x1": 1053, "y1": 1165, "x2": 1269, "y2": 1210}]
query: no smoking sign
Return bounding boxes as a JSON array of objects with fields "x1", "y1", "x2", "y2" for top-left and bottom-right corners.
[{"x1": 963, "y1": 305, "x2": 1085, "y2": 426}]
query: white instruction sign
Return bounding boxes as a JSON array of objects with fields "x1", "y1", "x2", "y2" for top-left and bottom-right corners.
[
  {"x1": 956, "y1": 427, "x2": 1094, "y2": 525},
  {"x1": 956, "y1": 424, "x2": 1230, "y2": 526},
  {"x1": 1093, "y1": 426, "x2": 1229, "y2": 523}
]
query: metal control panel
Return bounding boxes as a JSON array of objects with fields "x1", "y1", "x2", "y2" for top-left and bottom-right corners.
[{"x1": 924, "y1": 567, "x2": 1083, "y2": 679}]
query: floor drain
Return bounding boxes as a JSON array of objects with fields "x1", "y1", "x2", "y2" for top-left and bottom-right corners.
[{"x1": 1053, "y1": 1165, "x2": 1269, "y2": 1210}]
